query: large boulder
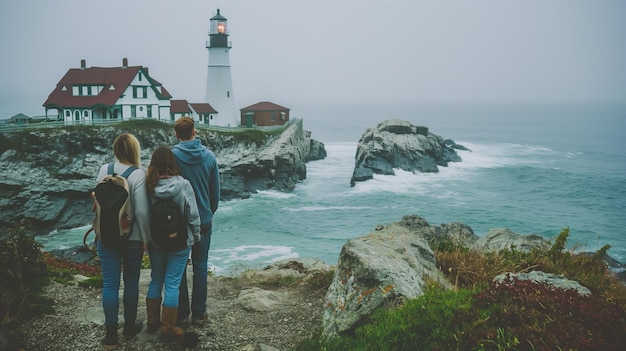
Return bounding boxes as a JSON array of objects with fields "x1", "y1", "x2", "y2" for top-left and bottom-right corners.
[
  {"x1": 322, "y1": 215, "x2": 478, "y2": 338},
  {"x1": 350, "y1": 119, "x2": 467, "y2": 186}
]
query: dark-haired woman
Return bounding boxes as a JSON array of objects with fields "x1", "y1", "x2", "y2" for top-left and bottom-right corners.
[{"x1": 145, "y1": 146, "x2": 200, "y2": 341}]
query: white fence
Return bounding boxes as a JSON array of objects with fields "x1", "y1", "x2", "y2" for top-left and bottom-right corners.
[{"x1": 0, "y1": 117, "x2": 297, "y2": 134}]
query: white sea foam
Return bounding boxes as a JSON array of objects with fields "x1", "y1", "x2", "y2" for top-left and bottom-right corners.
[
  {"x1": 255, "y1": 190, "x2": 297, "y2": 199},
  {"x1": 210, "y1": 245, "x2": 297, "y2": 264},
  {"x1": 284, "y1": 205, "x2": 373, "y2": 212}
]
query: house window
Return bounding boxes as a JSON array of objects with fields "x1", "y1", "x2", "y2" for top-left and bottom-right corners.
[
  {"x1": 227, "y1": 91, "x2": 230, "y2": 98},
  {"x1": 83, "y1": 110, "x2": 89, "y2": 117},
  {"x1": 131, "y1": 105, "x2": 136, "y2": 117},
  {"x1": 138, "y1": 72, "x2": 143, "y2": 81},
  {"x1": 271, "y1": 113, "x2": 276, "y2": 121},
  {"x1": 147, "y1": 105, "x2": 152, "y2": 118},
  {"x1": 65, "y1": 110, "x2": 71, "y2": 117},
  {"x1": 133, "y1": 86, "x2": 147, "y2": 99},
  {"x1": 74, "y1": 111, "x2": 80, "y2": 121}
]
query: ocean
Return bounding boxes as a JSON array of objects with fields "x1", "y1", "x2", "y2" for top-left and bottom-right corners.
[{"x1": 30, "y1": 102, "x2": 626, "y2": 275}]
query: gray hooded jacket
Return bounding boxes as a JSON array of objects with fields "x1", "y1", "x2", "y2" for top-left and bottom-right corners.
[{"x1": 151, "y1": 175, "x2": 201, "y2": 246}]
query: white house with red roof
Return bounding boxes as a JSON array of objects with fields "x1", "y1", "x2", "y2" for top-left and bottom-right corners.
[
  {"x1": 44, "y1": 58, "x2": 173, "y2": 124},
  {"x1": 170, "y1": 100, "x2": 218, "y2": 125}
]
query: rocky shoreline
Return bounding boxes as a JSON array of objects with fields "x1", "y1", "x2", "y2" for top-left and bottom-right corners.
[
  {"x1": 7, "y1": 214, "x2": 626, "y2": 350},
  {"x1": 0, "y1": 119, "x2": 326, "y2": 235}
]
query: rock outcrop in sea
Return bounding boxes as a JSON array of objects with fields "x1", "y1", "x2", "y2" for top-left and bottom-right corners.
[
  {"x1": 0, "y1": 119, "x2": 326, "y2": 234},
  {"x1": 350, "y1": 119, "x2": 469, "y2": 186}
]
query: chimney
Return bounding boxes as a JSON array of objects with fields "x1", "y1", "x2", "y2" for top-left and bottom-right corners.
[
  {"x1": 80, "y1": 59, "x2": 86, "y2": 70},
  {"x1": 122, "y1": 58, "x2": 128, "y2": 68}
]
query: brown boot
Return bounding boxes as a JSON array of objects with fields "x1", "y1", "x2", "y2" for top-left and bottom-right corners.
[
  {"x1": 146, "y1": 298, "x2": 161, "y2": 333},
  {"x1": 101, "y1": 323, "x2": 118, "y2": 350},
  {"x1": 161, "y1": 306, "x2": 184, "y2": 342}
]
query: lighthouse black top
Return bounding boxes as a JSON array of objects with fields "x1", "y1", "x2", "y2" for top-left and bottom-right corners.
[{"x1": 209, "y1": 9, "x2": 229, "y2": 48}]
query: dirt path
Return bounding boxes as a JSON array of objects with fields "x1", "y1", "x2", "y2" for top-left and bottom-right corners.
[{"x1": 18, "y1": 267, "x2": 329, "y2": 351}]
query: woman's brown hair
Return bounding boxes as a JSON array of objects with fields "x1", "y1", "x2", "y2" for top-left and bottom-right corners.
[{"x1": 146, "y1": 146, "x2": 180, "y2": 194}]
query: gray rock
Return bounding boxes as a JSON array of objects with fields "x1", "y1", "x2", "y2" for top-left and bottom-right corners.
[
  {"x1": 350, "y1": 119, "x2": 466, "y2": 186},
  {"x1": 322, "y1": 219, "x2": 452, "y2": 338},
  {"x1": 473, "y1": 228, "x2": 551, "y2": 253},
  {"x1": 237, "y1": 287, "x2": 289, "y2": 312},
  {"x1": 493, "y1": 271, "x2": 591, "y2": 296}
]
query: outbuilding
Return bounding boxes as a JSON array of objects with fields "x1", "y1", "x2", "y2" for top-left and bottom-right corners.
[{"x1": 240, "y1": 101, "x2": 289, "y2": 127}]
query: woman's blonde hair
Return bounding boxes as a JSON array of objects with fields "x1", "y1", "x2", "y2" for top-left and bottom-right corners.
[{"x1": 112, "y1": 133, "x2": 141, "y2": 167}]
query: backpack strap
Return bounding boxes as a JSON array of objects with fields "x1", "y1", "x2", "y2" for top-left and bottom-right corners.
[
  {"x1": 107, "y1": 162, "x2": 137, "y2": 179},
  {"x1": 120, "y1": 165, "x2": 138, "y2": 179},
  {"x1": 107, "y1": 162, "x2": 115, "y2": 175}
]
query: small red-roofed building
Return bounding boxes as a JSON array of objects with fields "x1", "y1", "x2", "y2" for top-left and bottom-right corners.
[
  {"x1": 190, "y1": 103, "x2": 218, "y2": 125},
  {"x1": 171, "y1": 100, "x2": 218, "y2": 125},
  {"x1": 240, "y1": 101, "x2": 290, "y2": 127}
]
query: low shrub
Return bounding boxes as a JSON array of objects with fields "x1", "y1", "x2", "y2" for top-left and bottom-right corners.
[{"x1": 0, "y1": 222, "x2": 52, "y2": 330}]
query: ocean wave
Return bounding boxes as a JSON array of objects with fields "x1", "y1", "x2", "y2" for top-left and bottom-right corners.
[
  {"x1": 210, "y1": 245, "x2": 297, "y2": 264},
  {"x1": 284, "y1": 205, "x2": 374, "y2": 212},
  {"x1": 255, "y1": 190, "x2": 297, "y2": 199}
]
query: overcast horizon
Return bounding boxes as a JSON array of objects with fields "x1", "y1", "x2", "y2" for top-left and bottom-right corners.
[{"x1": 1, "y1": 0, "x2": 625, "y2": 117}]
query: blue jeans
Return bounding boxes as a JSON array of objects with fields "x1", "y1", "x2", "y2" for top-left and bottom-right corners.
[
  {"x1": 147, "y1": 245, "x2": 191, "y2": 308},
  {"x1": 97, "y1": 240, "x2": 143, "y2": 326},
  {"x1": 178, "y1": 222, "x2": 212, "y2": 319}
]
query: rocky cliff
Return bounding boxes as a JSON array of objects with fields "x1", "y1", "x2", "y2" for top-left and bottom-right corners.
[
  {"x1": 0, "y1": 119, "x2": 326, "y2": 234},
  {"x1": 350, "y1": 119, "x2": 469, "y2": 186}
]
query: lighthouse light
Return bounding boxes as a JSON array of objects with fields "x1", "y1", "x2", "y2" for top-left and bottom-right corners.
[{"x1": 218, "y1": 23, "x2": 225, "y2": 34}]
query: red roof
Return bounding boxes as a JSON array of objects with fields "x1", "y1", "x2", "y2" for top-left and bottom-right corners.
[
  {"x1": 190, "y1": 103, "x2": 218, "y2": 114},
  {"x1": 170, "y1": 100, "x2": 192, "y2": 113},
  {"x1": 43, "y1": 64, "x2": 171, "y2": 109},
  {"x1": 240, "y1": 101, "x2": 289, "y2": 112}
]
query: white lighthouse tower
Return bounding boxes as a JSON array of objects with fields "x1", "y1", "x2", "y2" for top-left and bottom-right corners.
[{"x1": 205, "y1": 9, "x2": 238, "y2": 127}]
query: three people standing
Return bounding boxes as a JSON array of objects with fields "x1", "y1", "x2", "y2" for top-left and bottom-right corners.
[{"x1": 94, "y1": 120, "x2": 220, "y2": 349}]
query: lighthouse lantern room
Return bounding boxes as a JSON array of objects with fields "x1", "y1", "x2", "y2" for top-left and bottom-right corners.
[{"x1": 205, "y1": 9, "x2": 238, "y2": 127}]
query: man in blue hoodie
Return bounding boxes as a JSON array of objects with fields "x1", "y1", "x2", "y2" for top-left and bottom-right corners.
[{"x1": 172, "y1": 117, "x2": 220, "y2": 326}]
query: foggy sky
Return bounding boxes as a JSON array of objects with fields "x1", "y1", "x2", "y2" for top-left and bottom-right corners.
[{"x1": 1, "y1": 0, "x2": 625, "y2": 116}]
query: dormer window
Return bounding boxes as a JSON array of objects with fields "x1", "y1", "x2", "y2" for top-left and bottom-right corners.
[{"x1": 109, "y1": 85, "x2": 115, "y2": 90}]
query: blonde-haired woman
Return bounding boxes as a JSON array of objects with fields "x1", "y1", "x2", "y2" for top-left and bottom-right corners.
[{"x1": 95, "y1": 133, "x2": 150, "y2": 350}]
